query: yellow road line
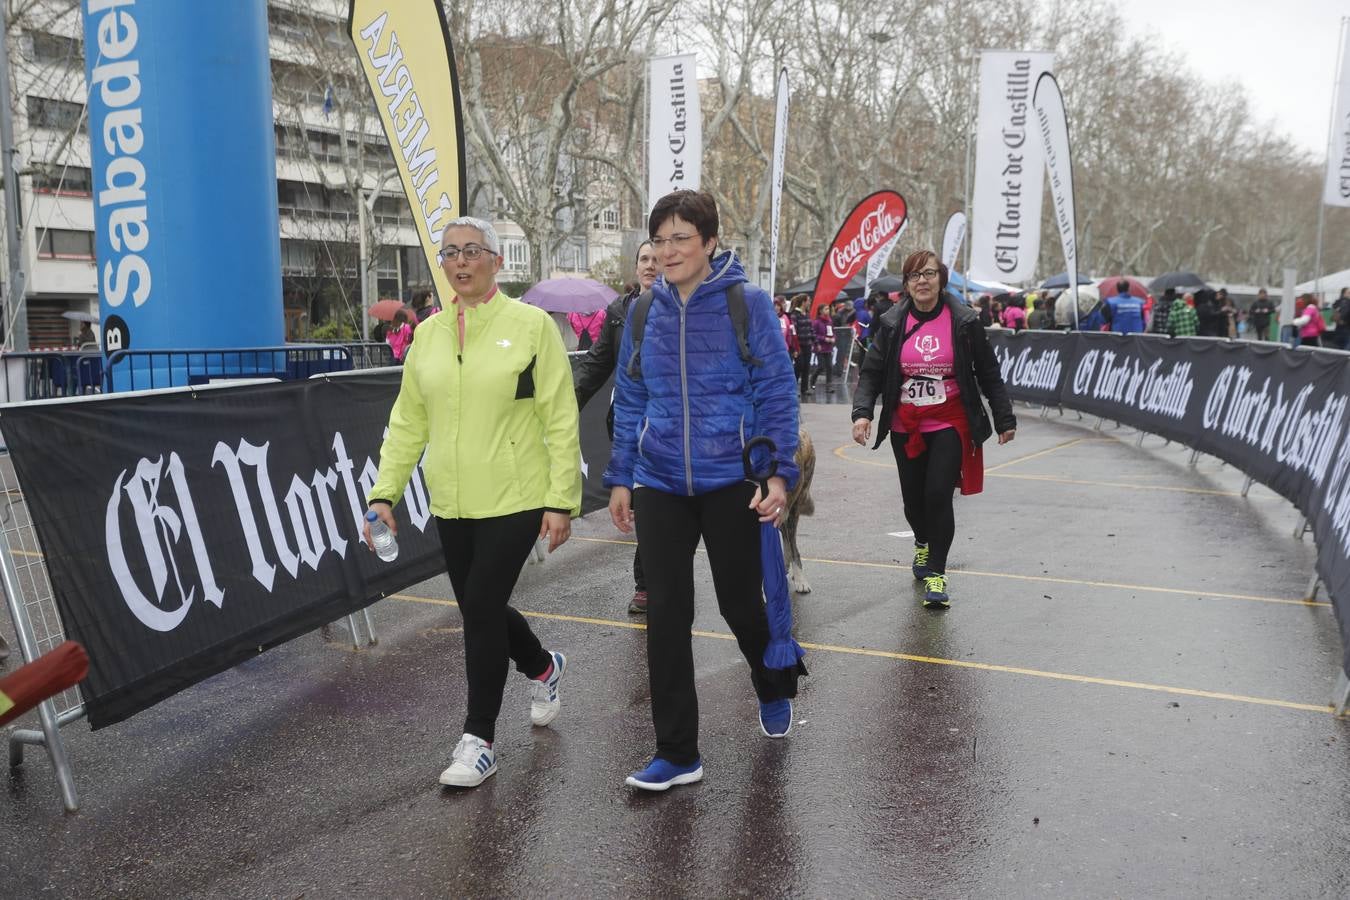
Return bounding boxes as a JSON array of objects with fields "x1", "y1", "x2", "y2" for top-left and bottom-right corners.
[
  {"x1": 984, "y1": 437, "x2": 1103, "y2": 472},
  {"x1": 389, "y1": 594, "x2": 1336, "y2": 716},
  {"x1": 569, "y1": 537, "x2": 1328, "y2": 608}
]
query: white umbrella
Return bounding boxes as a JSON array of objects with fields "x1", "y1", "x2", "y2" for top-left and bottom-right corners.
[
  {"x1": 1054, "y1": 283, "x2": 1100, "y2": 328},
  {"x1": 61, "y1": 310, "x2": 98, "y2": 324}
]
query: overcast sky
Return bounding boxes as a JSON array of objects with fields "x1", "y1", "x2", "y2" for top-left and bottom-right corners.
[{"x1": 1115, "y1": 0, "x2": 1347, "y2": 158}]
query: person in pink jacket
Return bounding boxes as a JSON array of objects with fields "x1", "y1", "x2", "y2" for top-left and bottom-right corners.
[{"x1": 386, "y1": 308, "x2": 415, "y2": 362}]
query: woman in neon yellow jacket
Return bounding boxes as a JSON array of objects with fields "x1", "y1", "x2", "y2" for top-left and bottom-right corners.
[{"x1": 365, "y1": 216, "x2": 581, "y2": 790}]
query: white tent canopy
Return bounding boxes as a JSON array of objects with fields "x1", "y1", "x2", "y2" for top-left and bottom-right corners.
[{"x1": 1295, "y1": 268, "x2": 1350, "y2": 301}]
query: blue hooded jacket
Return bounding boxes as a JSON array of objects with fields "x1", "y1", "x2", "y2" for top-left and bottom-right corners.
[{"x1": 603, "y1": 251, "x2": 800, "y2": 495}]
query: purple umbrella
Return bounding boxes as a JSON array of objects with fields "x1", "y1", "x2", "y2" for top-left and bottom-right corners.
[
  {"x1": 742, "y1": 436, "x2": 808, "y2": 697},
  {"x1": 520, "y1": 278, "x2": 619, "y2": 314}
]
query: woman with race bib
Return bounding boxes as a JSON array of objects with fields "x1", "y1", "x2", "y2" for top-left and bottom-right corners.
[{"x1": 850, "y1": 250, "x2": 1016, "y2": 608}]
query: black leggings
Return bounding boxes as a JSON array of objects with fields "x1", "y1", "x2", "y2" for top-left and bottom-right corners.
[
  {"x1": 437, "y1": 510, "x2": 552, "y2": 744},
  {"x1": 890, "y1": 428, "x2": 962, "y2": 575},
  {"x1": 634, "y1": 481, "x2": 782, "y2": 766}
]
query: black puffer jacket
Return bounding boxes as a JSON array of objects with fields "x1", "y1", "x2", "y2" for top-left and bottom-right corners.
[
  {"x1": 573, "y1": 289, "x2": 639, "y2": 437},
  {"x1": 852, "y1": 295, "x2": 1016, "y2": 449}
]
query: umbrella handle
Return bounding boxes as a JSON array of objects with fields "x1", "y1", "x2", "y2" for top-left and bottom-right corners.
[{"x1": 742, "y1": 435, "x2": 778, "y2": 496}]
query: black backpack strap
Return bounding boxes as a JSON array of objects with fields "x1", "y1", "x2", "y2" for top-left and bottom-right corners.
[
  {"x1": 627, "y1": 285, "x2": 765, "y2": 378},
  {"x1": 726, "y1": 282, "x2": 763, "y2": 367},
  {"x1": 625, "y1": 290, "x2": 655, "y2": 379}
]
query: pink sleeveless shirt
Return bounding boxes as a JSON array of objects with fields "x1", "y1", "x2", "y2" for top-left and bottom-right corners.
[{"x1": 891, "y1": 305, "x2": 962, "y2": 434}]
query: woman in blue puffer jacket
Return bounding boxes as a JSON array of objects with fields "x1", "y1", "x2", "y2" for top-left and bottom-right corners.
[{"x1": 604, "y1": 189, "x2": 801, "y2": 792}]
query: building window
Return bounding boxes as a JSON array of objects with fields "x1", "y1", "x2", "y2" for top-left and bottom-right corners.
[
  {"x1": 26, "y1": 96, "x2": 86, "y2": 133},
  {"x1": 31, "y1": 165, "x2": 92, "y2": 196},
  {"x1": 553, "y1": 239, "x2": 586, "y2": 272},
  {"x1": 592, "y1": 206, "x2": 620, "y2": 231},
  {"x1": 501, "y1": 239, "x2": 530, "y2": 273},
  {"x1": 27, "y1": 31, "x2": 84, "y2": 66},
  {"x1": 375, "y1": 246, "x2": 399, "y2": 280},
  {"x1": 280, "y1": 240, "x2": 318, "y2": 275},
  {"x1": 27, "y1": 31, "x2": 83, "y2": 66},
  {"x1": 37, "y1": 229, "x2": 95, "y2": 260}
]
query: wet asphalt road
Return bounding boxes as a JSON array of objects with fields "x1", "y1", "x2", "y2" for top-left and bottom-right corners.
[{"x1": 3, "y1": 392, "x2": 1348, "y2": 898}]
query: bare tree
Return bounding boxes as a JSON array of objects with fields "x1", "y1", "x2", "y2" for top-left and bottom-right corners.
[{"x1": 447, "y1": 0, "x2": 675, "y2": 283}]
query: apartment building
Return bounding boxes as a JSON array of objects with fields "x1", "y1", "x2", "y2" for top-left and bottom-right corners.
[{"x1": 2, "y1": 1, "x2": 632, "y2": 349}]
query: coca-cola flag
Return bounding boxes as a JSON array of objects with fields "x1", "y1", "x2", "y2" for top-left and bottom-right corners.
[{"x1": 812, "y1": 190, "x2": 908, "y2": 316}]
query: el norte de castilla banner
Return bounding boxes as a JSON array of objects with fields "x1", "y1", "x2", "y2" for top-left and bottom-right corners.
[
  {"x1": 348, "y1": 1, "x2": 468, "y2": 300},
  {"x1": 988, "y1": 330, "x2": 1350, "y2": 680},
  {"x1": 649, "y1": 53, "x2": 702, "y2": 208},
  {"x1": 969, "y1": 50, "x2": 1054, "y2": 285},
  {"x1": 2, "y1": 356, "x2": 615, "y2": 729}
]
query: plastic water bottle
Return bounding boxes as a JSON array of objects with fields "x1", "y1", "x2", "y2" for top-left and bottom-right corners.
[{"x1": 366, "y1": 510, "x2": 398, "y2": 562}]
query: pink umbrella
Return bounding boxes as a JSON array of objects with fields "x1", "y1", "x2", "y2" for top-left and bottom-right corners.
[
  {"x1": 521, "y1": 278, "x2": 618, "y2": 314},
  {"x1": 368, "y1": 298, "x2": 409, "y2": 321}
]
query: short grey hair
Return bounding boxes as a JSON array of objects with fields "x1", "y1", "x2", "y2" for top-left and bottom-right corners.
[{"x1": 440, "y1": 216, "x2": 500, "y2": 254}]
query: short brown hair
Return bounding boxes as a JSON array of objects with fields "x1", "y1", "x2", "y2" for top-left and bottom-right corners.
[
  {"x1": 900, "y1": 249, "x2": 948, "y2": 292},
  {"x1": 649, "y1": 190, "x2": 719, "y2": 242}
]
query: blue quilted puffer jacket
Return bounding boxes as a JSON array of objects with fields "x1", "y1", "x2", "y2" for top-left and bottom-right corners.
[{"x1": 603, "y1": 251, "x2": 800, "y2": 495}]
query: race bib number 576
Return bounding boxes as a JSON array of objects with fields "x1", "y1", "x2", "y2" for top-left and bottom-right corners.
[{"x1": 901, "y1": 375, "x2": 945, "y2": 407}]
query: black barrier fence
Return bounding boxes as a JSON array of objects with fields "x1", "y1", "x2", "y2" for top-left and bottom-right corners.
[
  {"x1": 0, "y1": 374, "x2": 447, "y2": 728},
  {"x1": 0, "y1": 354, "x2": 612, "y2": 730},
  {"x1": 987, "y1": 330, "x2": 1350, "y2": 679}
]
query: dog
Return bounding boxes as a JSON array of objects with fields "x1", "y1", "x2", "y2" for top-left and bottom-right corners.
[{"x1": 781, "y1": 427, "x2": 815, "y2": 593}]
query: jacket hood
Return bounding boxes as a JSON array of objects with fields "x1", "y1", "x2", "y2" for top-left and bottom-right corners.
[{"x1": 653, "y1": 249, "x2": 745, "y2": 303}]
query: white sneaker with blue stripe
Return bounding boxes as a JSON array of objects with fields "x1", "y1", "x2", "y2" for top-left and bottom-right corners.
[
  {"x1": 529, "y1": 650, "x2": 567, "y2": 727},
  {"x1": 439, "y1": 734, "x2": 496, "y2": 788}
]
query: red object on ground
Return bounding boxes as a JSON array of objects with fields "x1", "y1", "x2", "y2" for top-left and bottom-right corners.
[{"x1": 0, "y1": 641, "x2": 89, "y2": 726}]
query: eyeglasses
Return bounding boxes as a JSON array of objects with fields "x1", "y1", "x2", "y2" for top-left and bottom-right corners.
[
  {"x1": 650, "y1": 233, "x2": 699, "y2": 250},
  {"x1": 437, "y1": 244, "x2": 495, "y2": 264},
  {"x1": 905, "y1": 268, "x2": 940, "y2": 283}
]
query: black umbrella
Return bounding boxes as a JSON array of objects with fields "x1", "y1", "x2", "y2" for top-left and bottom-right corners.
[
  {"x1": 742, "y1": 436, "x2": 807, "y2": 697},
  {"x1": 1149, "y1": 271, "x2": 1211, "y2": 294},
  {"x1": 868, "y1": 274, "x2": 904, "y2": 294},
  {"x1": 1039, "y1": 271, "x2": 1095, "y2": 290}
]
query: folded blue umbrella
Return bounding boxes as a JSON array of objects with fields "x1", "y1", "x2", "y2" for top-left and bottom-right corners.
[{"x1": 743, "y1": 437, "x2": 808, "y2": 697}]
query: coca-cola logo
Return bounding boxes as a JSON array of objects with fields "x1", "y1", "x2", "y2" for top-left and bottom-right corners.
[{"x1": 828, "y1": 202, "x2": 902, "y2": 279}]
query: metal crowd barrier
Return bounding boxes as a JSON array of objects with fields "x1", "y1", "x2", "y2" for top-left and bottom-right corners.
[
  {"x1": 103, "y1": 345, "x2": 357, "y2": 391},
  {"x1": 0, "y1": 448, "x2": 83, "y2": 811},
  {"x1": 293, "y1": 340, "x2": 395, "y2": 370},
  {"x1": 0, "y1": 351, "x2": 104, "y2": 403}
]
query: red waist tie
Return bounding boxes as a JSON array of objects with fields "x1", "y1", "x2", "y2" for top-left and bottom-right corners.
[{"x1": 895, "y1": 394, "x2": 984, "y2": 496}]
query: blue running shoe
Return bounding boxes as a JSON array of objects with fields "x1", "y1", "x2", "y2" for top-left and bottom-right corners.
[
  {"x1": 759, "y1": 699, "x2": 792, "y2": 738},
  {"x1": 625, "y1": 757, "x2": 704, "y2": 791},
  {"x1": 923, "y1": 574, "x2": 950, "y2": 609},
  {"x1": 911, "y1": 543, "x2": 932, "y2": 581}
]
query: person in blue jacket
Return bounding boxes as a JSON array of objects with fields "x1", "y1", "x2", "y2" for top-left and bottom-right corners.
[
  {"x1": 605, "y1": 189, "x2": 801, "y2": 792},
  {"x1": 1103, "y1": 279, "x2": 1147, "y2": 333}
]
